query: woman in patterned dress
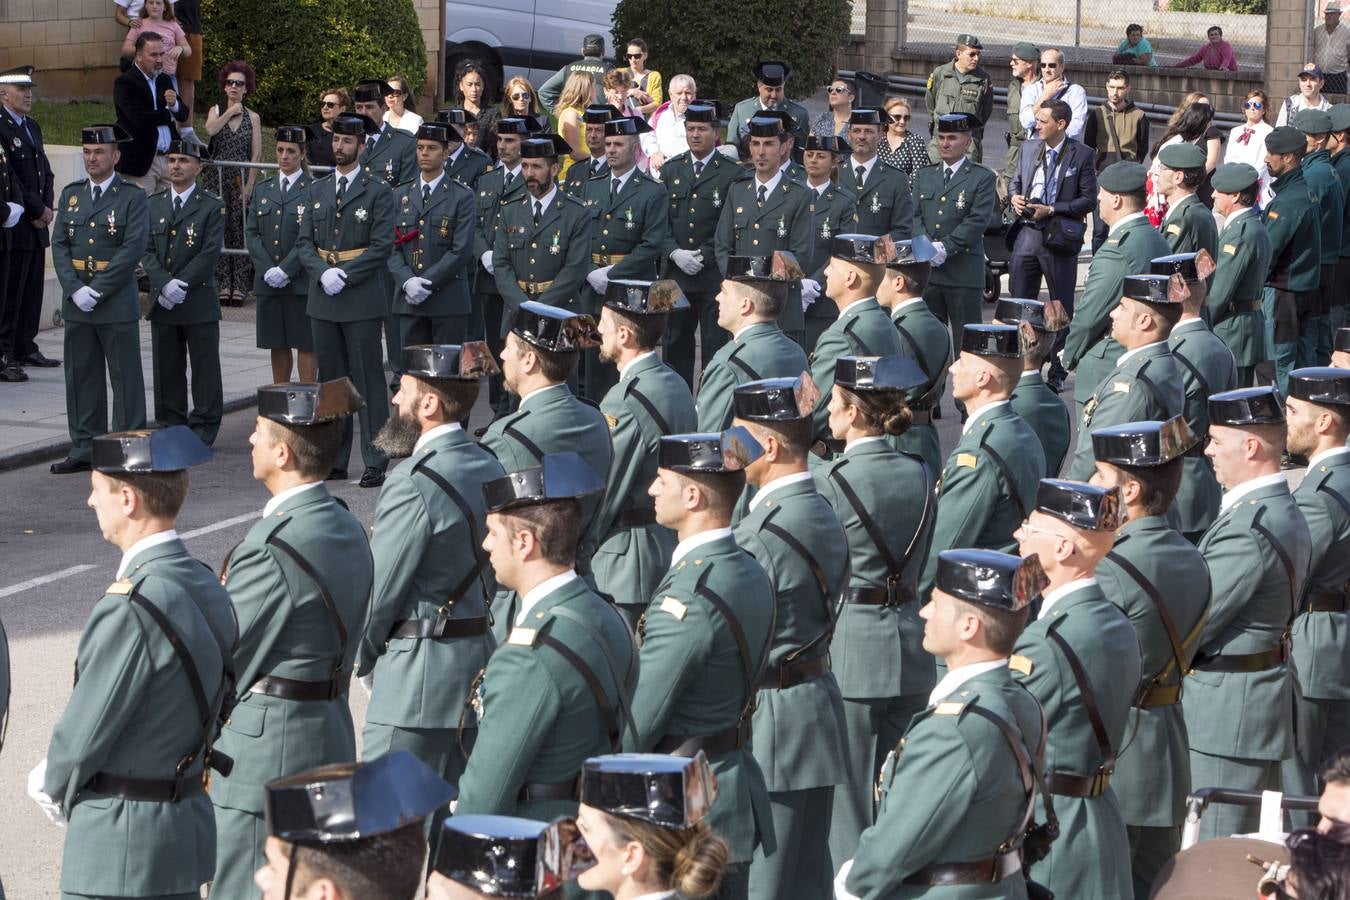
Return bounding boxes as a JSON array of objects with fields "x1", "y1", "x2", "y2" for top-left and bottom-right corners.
[{"x1": 203, "y1": 60, "x2": 261, "y2": 306}]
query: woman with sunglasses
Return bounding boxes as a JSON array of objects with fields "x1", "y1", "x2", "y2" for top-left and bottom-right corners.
[
  {"x1": 877, "y1": 96, "x2": 929, "y2": 185},
  {"x1": 625, "y1": 38, "x2": 662, "y2": 117},
  {"x1": 811, "y1": 78, "x2": 855, "y2": 139},
  {"x1": 307, "y1": 87, "x2": 348, "y2": 167},
  {"x1": 204, "y1": 60, "x2": 261, "y2": 306},
  {"x1": 383, "y1": 74, "x2": 423, "y2": 134},
  {"x1": 1223, "y1": 89, "x2": 1274, "y2": 206}
]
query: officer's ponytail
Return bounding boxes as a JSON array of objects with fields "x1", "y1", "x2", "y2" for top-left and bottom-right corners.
[
  {"x1": 838, "y1": 384, "x2": 914, "y2": 437},
  {"x1": 603, "y1": 813, "x2": 731, "y2": 898}
]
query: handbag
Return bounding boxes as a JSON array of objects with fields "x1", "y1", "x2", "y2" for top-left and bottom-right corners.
[{"x1": 1043, "y1": 215, "x2": 1086, "y2": 254}]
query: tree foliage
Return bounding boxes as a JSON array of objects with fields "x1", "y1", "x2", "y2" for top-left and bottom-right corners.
[{"x1": 1167, "y1": 0, "x2": 1266, "y2": 14}]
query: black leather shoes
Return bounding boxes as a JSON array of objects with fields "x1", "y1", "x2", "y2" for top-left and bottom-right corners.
[
  {"x1": 0, "y1": 358, "x2": 27, "y2": 382},
  {"x1": 359, "y1": 466, "x2": 386, "y2": 488},
  {"x1": 50, "y1": 456, "x2": 91, "y2": 474},
  {"x1": 18, "y1": 351, "x2": 61, "y2": 368},
  {"x1": 326, "y1": 467, "x2": 348, "y2": 481}
]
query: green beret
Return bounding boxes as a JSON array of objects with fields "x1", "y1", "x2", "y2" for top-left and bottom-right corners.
[
  {"x1": 1294, "y1": 108, "x2": 1334, "y2": 134},
  {"x1": 1330, "y1": 104, "x2": 1350, "y2": 132},
  {"x1": 956, "y1": 33, "x2": 982, "y2": 49},
  {"x1": 1012, "y1": 41, "x2": 1041, "y2": 61},
  {"x1": 1266, "y1": 126, "x2": 1306, "y2": 154},
  {"x1": 1157, "y1": 143, "x2": 1206, "y2": 170},
  {"x1": 1210, "y1": 162, "x2": 1260, "y2": 193},
  {"x1": 1098, "y1": 161, "x2": 1148, "y2": 194}
]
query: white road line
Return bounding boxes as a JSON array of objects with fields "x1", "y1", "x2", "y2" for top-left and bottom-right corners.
[
  {"x1": 0, "y1": 564, "x2": 98, "y2": 598},
  {"x1": 179, "y1": 511, "x2": 257, "y2": 540}
]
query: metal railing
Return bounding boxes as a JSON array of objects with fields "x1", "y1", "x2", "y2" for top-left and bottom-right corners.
[{"x1": 193, "y1": 158, "x2": 334, "y2": 257}]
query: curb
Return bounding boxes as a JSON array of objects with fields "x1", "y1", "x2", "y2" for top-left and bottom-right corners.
[{"x1": 0, "y1": 392, "x2": 259, "y2": 474}]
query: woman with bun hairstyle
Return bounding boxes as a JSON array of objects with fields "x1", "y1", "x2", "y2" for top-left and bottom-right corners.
[
  {"x1": 812, "y1": 354, "x2": 939, "y2": 867},
  {"x1": 574, "y1": 753, "x2": 730, "y2": 899}
]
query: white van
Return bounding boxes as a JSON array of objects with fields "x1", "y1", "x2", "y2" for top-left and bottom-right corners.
[{"x1": 444, "y1": 0, "x2": 619, "y2": 101}]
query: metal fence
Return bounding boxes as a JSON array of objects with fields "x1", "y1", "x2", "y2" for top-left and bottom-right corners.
[
  {"x1": 196, "y1": 158, "x2": 332, "y2": 257},
  {"x1": 894, "y1": 0, "x2": 1267, "y2": 71}
]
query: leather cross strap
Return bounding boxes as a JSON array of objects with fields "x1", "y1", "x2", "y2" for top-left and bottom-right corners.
[
  {"x1": 979, "y1": 434, "x2": 1029, "y2": 522},
  {"x1": 761, "y1": 506, "x2": 839, "y2": 668},
  {"x1": 549, "y1": 603, "x2": 636, "y2": 749},
  {"x1": 268, "y1": 534, "x2": 349, "y2": 685},
  {"x1": 1132, "y1": 365, "x2": 1177, "y2": 419},
  {"x1": 1251, "y1": 507, "x2": 1298, "y2": 624},
  {"x1": 1104, "y1": 549, "x2": 1205, "y2": 702},
  {"x1": 410, "y1": 455, "x2": 491, "y2": 612},
  {"x1": 828, "y1": 454, "x2": 934, "y2": 605},
  {"x1": 693, "y1": 567, "x2": 761, "y2": 721},
  {"x1": 626, "y1": 385, "x2": 672, "y2": 435},
  {"x1": 539, "y1": 629, "x2": 622, "y2": 749},
  {"x1": 728, "y1": 353, "x2": 762, "y2": 382},
  {"x1": 894, "y1": 322, "x2": 947, "y2": 412},
  {"x1": 842, "y1": 318, "x2": 876, "y2": 356},
  {"x1": 1044, "y1": 627, "x2": 1117, "y2": 786},
  {"x1": 1170, "y1": 344, "x2": 1213, "y2": 408},
  {"x1": 502, "y1": 423, "x2": 546, "y2": 463}
]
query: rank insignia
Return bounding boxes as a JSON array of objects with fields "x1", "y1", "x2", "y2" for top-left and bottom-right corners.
[
  {"x1": 1009, "y1": 654, "x2": 1034, "y2": 675},
  {"x1": 604, "y1": 413, "x2": 619, "y2": 430},
  {"x1": 1113, "y1": 381, "x2": 1132, "y2": 393},
  {"x1": 660, "y1": 596, "x2": 688, "y2": 620},
  {"x1": 956, "y1": 190, "x2": 966, "y2": 210},
  {"x1": 354, "y1": 207, "x2": 368, "y2": 222},
  {"x1": 1223, "y1": 243, "x2": 1236, "y2": 255},
  {"x1": 870, "y1": 193, "x2": 881, "y2": 214},
  {"x1": 777, "y1": 215, "x2": 786, "y2": 238},
  {"x1": 956, "y1": 453, "x2": 978, "y2": 468},
  {"x1": 549, "y1": 231, "x2": 561, "y2": 254},
  {"x1": 1083, "y1": 397, "x2": 1099, "y2": 422}
]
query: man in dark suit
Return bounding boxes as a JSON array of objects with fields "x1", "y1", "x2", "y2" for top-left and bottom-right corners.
[
  {"x1": 1009, "y1": 97, "x2": 1096, "y2": 390},
  {"x1": 113, "y1": 31, "x2": 189, "y2": 195},
  {"x1": 0, "y1": 66, "x2": 58, "y2": 380}
]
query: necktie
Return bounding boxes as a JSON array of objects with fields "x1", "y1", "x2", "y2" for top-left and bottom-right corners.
[
  {"x1": 694, "y1": 161, "x2": 704, "y2": 178},
  {"x1": 365, "y1": 136, "x2": 376, "y2": 154},
  {"x1": 173, "y1": 196, "x2": 183, "y2": 215},
  {"x1": 943, "y1": 167, "x2": 953, "y2": 186},
  {"x1": 855, "y1": 164, "x2": 866, "y2": 184},
  {"x1": 1045, "y1": 149, "x2": 1058, "y2": 204},
  {"x1": 422, "y1": 184, "x2": 432, "y2": 206},
  {"x1": 503, "y1": 172, "x2": 514, "y2": 190},
  {"x1": 280, "y1": 176, "x2": 289, "y2": 195},
  {"x1": 611, "y1": 177, "x2": 621, "y2": 199},
  {"x1": 337, "y1": 175, "x2": 348, "y2": 200},
  {"x1": 92, "y1": 185, "x2": 102, "y2": 203},
  {"x1": 757, "y1": 184, "x2": 767, "y2": 207},
  {"x1": 594, "y1": 159, "x2": 603, "y2": 174},
  {"x1": 533, "y1": 200, "x2": 542, "y2": 225}
]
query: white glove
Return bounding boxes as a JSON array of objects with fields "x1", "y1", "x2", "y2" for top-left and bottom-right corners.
[
  {"x1": 27, "y1": 760, "x2": 66, "y2": 829},
  {"x1": 4, "y1": 201, "x2": 23, "y2": 228},
  {"x1": 263, "y1": 266, "x2": 290, "y2": 289},
  {"x1": 359, "y1": 673, "x2": 374, "y2": 696},
  {"x1": 586, "y1": 265, "x2": 613, "y2": 293},
  {"x1": 403, "y1": 277, "x2": 433, "y2": 304},
  {"x1": 670, "y1": 248, "x2": 704, "y2": 276},
  {"x1": 801, "y1": 278, "x2": 822, "y2": 311},
  {"x1": 320, "y1": 267, "x2": 347, "y2": 296},
  {"x1": 157, "y1": 291, "x2": 176, "y2": 310},
  {"x1": 71, "y1": 286, "x2": 100, "y2": 312},
  {"x1": 163, "y1": 278, "x2": 188, "y2": 304},
  {"x1": 931, "y1": 241, "x2": 949, "y2": 268},
  {"x1": 833, "y1": 859, "x2": 861, "y2": 900},
  {"x1": 479, "y1": 250, "x2": 495, "y2": 275}
]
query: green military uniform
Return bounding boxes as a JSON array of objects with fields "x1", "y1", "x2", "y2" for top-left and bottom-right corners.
[
  {"x1": 143, "y1": 182, "x2": 226, "y2": 446},
  {"x1": 1206, "y1": 196, "x2": 1271, "y2": 382},
  {"x1": 1262, "y1": 141, "x2": 1322, "y2": 395},
  {"x1": 361, "y1": 122, "x2": 417, "y2": 189},
  {"x1": 472, "y1": 161, "x2": 527, "y2": 347},
  {"x1": 52, "y1": 161, "x2": 148, "y2": 465},
  {"x1": 1186, "y1": 387, "x2": 1312, "y2": 839},
  {"x1": 809, "y1": 294, "x2": 904, "y2": 446},
  {"x1": 563, "y1": 154, "x2": 607, "y2": 196},
  {"x1": 801, "y1": 177, "x2": 859, "y2": 352},
  {"x1": 1299, "y1": 139, "x2": 1342, "y2": 366},
  {"x1": 1328, "y1": 138, "x2": 1350, "y2": 338},
  {"x1": 889, "y1": 293, "x2": 950, "y2": 475},
  {"x1": 389, "y1": 163, "x2": 478, "y2": 347},
  {"x1": 696, "y1": 323, "x2": 809, "y2": 433},
  {"x1": 913, "y1": 148, "x2": 997, "y2": 357},
  {"x1": 837, "y1": 157, "x2": 914, "y2": 245},
  {"x1": 1068, "y1": 339, "x2": 1185, "y2": 482},
  {"x1": 492, "y1": 189, "x2": 591, "y2": 318},
  {"x1": 296, "y1": 152, "x2": 396, "y2": 478},
  {"x1": 726, "y1": 97, "x2": 811, "y2": 147},
  {"x1": 1161, "y1": 193, "x2": 1218, "y2": 258},
  {"x1": 924, "y1": 57, "x2": 995, "y2": 163},
  {"x1": 444, "y1": 139, "x2": 493, "y2": 191},
  {"x1": 245, "y1": 168, "x2": 314, "y2": 355},
  {"x1": 1168, "y1": 318, "x2": 1237, "y2": 538},
  {"x1": 1013, "y1": 369, "x2": 1071, "y2": 476}
]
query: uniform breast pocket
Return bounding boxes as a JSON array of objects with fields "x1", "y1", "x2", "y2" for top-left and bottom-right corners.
[
  {"x1": 506, "y1": 228, "x2": 528, "y2": 250},
  {"x1": 223, "y1": 700, "x2": 266, "y2": 739},
  {"x1": 917, "y1": 191, "x2": 933, "y2": 204},
  {"x1": 61, "y1": 216, "x2": 81, "y2": 240},
  {"x1": 960, "y1": 85, "x2": 982, "y2": 103}
]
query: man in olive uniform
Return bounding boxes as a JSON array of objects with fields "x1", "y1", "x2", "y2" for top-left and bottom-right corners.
[
  {"x1": 1063, "y1": 161, "x2": 1171, "y2": 417},
  {"x1": 919, "y1": 324, "x2": 1045, "y2": 599},
  {"x1": 730, "y1": 374, "x2": 850, "y2": 900},
  {"x1": 807, "y1": 234, "x2": 904, "y2": 449},
  {"x1": 923, "y1": 34, "x2": 995, "y2": 163},
  {"x1": 143, "y1": 140, "x2": 225, "y2": 446},
  {"x1": 626, "y1": 428, "x2": 776, "y2": 898},
  {"x1": 1012, "y1": 479, "x2": 1141, "y2": 899},
  {"x1": 1155, "y1": 252, "x2": 1238, "y2": 541},
  {"x1": 1187, "y1": 386, "x2": 1312, "y2": 839},
  {"x1": 912, "y1": 114, "x2": 997, "y2": 382},
  {"x1": 695, "y1": 253, "x2": 809, "y2": 433},
  {"x1": 38, "y1": 426, "x2": 234, "y2": 900},
  {"x1": 995, "y1": 297, "x2": 1072, "y2": 476},
  {"x1": 212, "y1": 379, "x2": 374, "y2": 900},
  {"x1": 661, "y1": 101, "x2": 745, "y2": 384},
  {"x1": 296, "y1": 112, "x2": 395, "y2": 488},
  {"x1": 562, "y1": 103, "x2": 615, "y2": 197},
  {"x1": 1067, "y1": 274, "x2": 1185, "y2": 481},
  {"x1": 1294, "y1": 109, "x2": 1343, "y2": 367},
  {"x1": 1283, "y1": 368, "x2": 1350, "y2": 805},
  {"x1": 1005, "y1": 42, "x2": 1041, "y2": 183},
  {"x1": 389, "y1": 121, "x2": 477, "y2": 348},
  {"x1": 352, "y1": 79, "x2": 417, "y2": 189},
  {"x1": 49, "y1": 124, "x2": 148, "y2": 474},
  {"x1": 437, "y1": 108, "x2": 494, "y2": 191},
  {"x1": 1209, "y1": 163, "x2": 1273, "y2": 386},
  {"x1": 1155, "y1": 143, "x2": 1218, "y2": 258},
  {"x1": 456, "y1": 453, "x2": 636, "y2": 821},
  {"x1": 1263, "y1": 126, "x2": 1323, "y2": 395},
  {"x1": 715, "y1": 115, "x2": 813, "y2": 346},
  {"x1": 837, "y1": 549, "x2": 1051, "y2": 899},
  {"x1": 799, "y1": 133, "x2": 859, "y2": 353},
  {"x1": 579, "y1": 115, "x2": 670, "y2": 400},
  {"x1": 877, "y1": 236, "x2": 947, "y2": 474},
  {"x1": 1090, "y1": 417, "x2": 1212, "y2": 898},
  {"x1": 593, "y1": 280, "x2": 696, "y2": 625},
  {"x1": 1327, "y1": 105, "x2": 1350, "y2": 344},
  {"x1": 836, "y1": 108, "x2": 913, "y2": 246},
  {"x1": 725, "y1": 60, "x2": 810, "y2": 147}
]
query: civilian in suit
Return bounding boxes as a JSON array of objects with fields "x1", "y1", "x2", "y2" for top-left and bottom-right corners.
[
  {"x1": 113, "y1": 32, "x2": 188, "y2": 195},
  {"x1": 0, "y1": 66, "x2": 58, "y2": 378},
  {"x1": 1009, "y1": 99, "x2": 1097, "y2": 391}
]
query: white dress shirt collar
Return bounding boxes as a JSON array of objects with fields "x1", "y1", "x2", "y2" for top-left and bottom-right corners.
[
  {"x1": 891, "y1": 296, "x2": 926, "y2": 317},
  {"x1": 531, "y1": 184, "x2": 558, "y2": 217},
  {"x1": 1310, "y1": 446, "x2": 1350, "y2": 468},
  {"x1": 171, "y1": 184, "x2": 195, "y2": 206},
  {"x1": 412, "y1": 421, "x2": 463, "y2": 455},
  {"x1": 754, "y1": 169, "x2": 783, "y2": 195},
  {"x1": 748, "y1": 470, "x2": 814, "y2": 511},
  {"x1": 1220, "y1": 472, "x2": 1288, "y2": 512},
  {"x1": 962, "y1": 399, "x2": 1011, "y2": 435},
  {"x1": 90, "y1": 172, "x2": 117, "y2": 196},
  {"x1": 420, "y1": 171, "x2": 445, "y2": 194},
  {"x1": 838, "y1": 296, "x2": 875, "y2": 317},
  {"x1": 263, "y1": 481, "x2": 325, "y2": 518},
  {"x1": 618, "y1": 350, "x2": 656, "y2": 381},
  {"x1": 671, "y1": 527, "x2": 734, "y2": 566},
  {"x1": 609, "y1": 166, "x2": 637, "y2": 193},
  {"x1": 850, "y1": 154, "x2": 878, "y2": 182},
  {"x1": 117, "y1": 529, "x2": 180, "y2": 579},
  {"x1": 1109, "y1": 211, "x2": 1148, "y2": 235},
  {"x1": 446, "y1": 143, "x2": 463, "y2": 166},
  {"x1": 519, "y1": 381, "x2": 567, "y2": 408},
  {"x1": 942, "y1": 156, "x2": 968, "y2": 177},
  {"x1": 1117, "y1": 340, "x2": 1167, "y2": 366},
  {"x1": 1038, "y1": 577, "x2": 1097, "y2": 619},
  {"x1": 516, "y1": 570, "x2": 580, "y2": 625},
  {"x1": 928, "y1": 659, "x2": 1008, "y2": 707},
  {"x1": 845, "y1": 435, "x2": 888, "y2": 453}
]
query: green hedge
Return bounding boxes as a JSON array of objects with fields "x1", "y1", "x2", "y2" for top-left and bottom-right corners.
[
  {"x1": 1167, "y1": 0, "x2": 1267, "y2": 14},
  {"x1": 612, "y1": 0, "x2": 851, "y2": 104},
  {"x1": 200, "y1": 0, "x2": 427, "y2": 126}
]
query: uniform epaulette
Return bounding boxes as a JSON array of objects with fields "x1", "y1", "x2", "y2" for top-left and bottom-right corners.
[
  {"x1": 933, "y1": 693, "x2": 974, "y2": 716},
  {"x1": 150, "y1": 187, "x2": 170, "y2": 197},
  {"x1": 1009, "y1": 653, "x2": 1034, "y2": 676},
  {"x1": 665, "y1": 150, "x2": 691, "y2": 165},
  {"x1": 312, "y1": 171, "x2": 335, "y2": 182},
  {"x1": 586, "y1": 169, "x2": 611, "y2": 181},
  {"x1": 204, "y1": 190, "x2": 224, "y2": 203},
  {"x1": 506, "y1": 625, "x2": 542, "y2": 647},
  {"x1": 658, "y1": 595, "x2": 688, "y2": 621},
  {"x1": 955, "y1": 451, "x2": 979, "y2": 469},
  {"x1": 106, "y1": 578, "x2": 135, "y2": 596},
  {"x1": 556, "y1": 191, "x2": 585, "y2": 207}
]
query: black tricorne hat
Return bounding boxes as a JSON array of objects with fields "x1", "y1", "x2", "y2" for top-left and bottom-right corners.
[
  {"x1": 732, "y1": 373, "x2": 819, "y2": 422},
  {"x1": 520, "y1": 134, "x2": 572, "y2": 159},
  {"x1": 1208, "y1": 386, "x2": 1285, "y2": 426},
  {"x1": 658, "y1": 426, "x2": 764, "y2": 473},
  {"x1": 753, "y1": 60, "x2": 791, "y2": 85},
  {"x1": 887, "y1": 235, "x2": 938, "y2": 268},
  {"x1": 604, "y1": 116, "x2": 652, "y2": 137},
  {"x1": 1289, "y1": 366, "x2": 1350, "y2": 407},
  {"x1": 725, "y1": 251, "x2": 803, "y2": 283},
  {"x1": 509, "y1": 301, "x2": 600, "y2": 352},
  {"x1": 401, "y1": 342, "x2": 499, "y2": 381},
  {"x1": 415, "y1": 122, "x2": 461, "y2": 145},
  {"x1": 1033, "y1": 478, "x2": 1125, "y2": 531},
  {"x1": 352, "y1": 79, "x2": 394, "y2": 104},
  {"x1": 1122, "y1": 274, "x2": 1181, "y2": 305},
  {"x1": 92, "y1": 425, "x2": 212, "y2": 474},
  {"x1": 993, "y1": 297, "x2": 1069, "y2": 332},
  {"x1": 747, "y1": 113, "x2": 790, "y2": 138},
  {"x1": 81, "y1": 123, "x2": 132, "y2": 145},
  {"x1": 582, "y1": 103, "x2": 620, "y2": 124},
  {"x1": 274, "y1": 125, "x2": 312, "y2": 145},
  {"x1": 436, "y1": 107, "x2": 478, "y2": 126},
  {"x1": 257, "y1": 378, "x2": 365, "y2": 425},
  {"x1": 603, "y1": 279, "x2": 690, "y2": 314},
  {"x1": 834, "y1": 354, "x2": 925, "y2": 393},
  {"x1": 802, "y1": 134, "x2": 851, "y2": 154},
  {"x1": 496, "y1": 116, "x2": 543, "y2": 136},
  {"x1": 960, "y1": 323, "x2": 1021, "y2": 358},
  {"x1": 165, "y1": 139, "x2": 201, "y2": 160},
  {"x1": 934, "y1": 549, "x2": 1047, "y2": 612},
  {"x1": 831, "y1": 233, "x2": 896, "y2": 266},
  {"x1": 432, "y1": 814, "x2": 594, "y2": 898},
  {"x1": 331, "y1": 113, "x2": 379, "y2": 136},
  {"x1": 848, "y1": 107, "x2": 883, "y2": 126},
  {"x1": 684, "y1": 102, "x2": 721, "y2": 124},
  {"x1": 936, "y1": 113, "x2": 974, "y2": 134},
  {"x1": 1335, "y1": 327, "x2": 1350, "y2": 353},
  {"x1": 1150, "y1": 252, "x2": 1201, "y2": 282},
  {"x1": 579, "y1": 752, "x2": 718, "y2": 829},
  {"x1": 481, "y1": 452, "x2": 606, "y2": 514},
  {"x1": 1090, "y1": 415, "x2": 1197, "y2": 467}
]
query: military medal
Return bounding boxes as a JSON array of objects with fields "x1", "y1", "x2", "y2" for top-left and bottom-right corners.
[
  {"x1": 712, "y1": 188, "x2": 721, "y2": 208},
  {"x1": 68, "y1": 195, "x2": 78, "y2": 208},
  {"x1": 625, "y1": 207, "x2": 635, "y2": 230},
  {"x1": 385, "y1": 159, "x2": 394, "y2": 179},
  {"x1": 354, "y1": 207, "x2": 368, "y2": 222},
  {"x1": 821, "y1": 218, "x2": 831, "y2": 240},
  {"x1": 106, "y1": 209, "x2": 117, "y2": 237},
  {"x1": 438, "y1": 215, "x2": 449, "y2": 239},
  {"x1": 870, "y1": 194, "x2": 881, "y2": 214},
  {"x1": 11, "y1": 136, "x2": 19, "y2": 149},
  {"x1": 549, "y1": 231, "x2": 561, "y2": 255},
  {"x1": 295, "y1": 203, "x2": 305, "y2": 224},
  {"x1": 185, "y1": 222, "x2": 196, "y2": 248},
  {"x1": 776, "y1": 215, "x2": 786, "y2": 238},
  {"x1": 956, "y1": 190, "x2": 966, "y2": 210}
]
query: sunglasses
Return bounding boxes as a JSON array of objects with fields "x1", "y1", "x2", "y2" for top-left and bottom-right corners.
[
  {"x1": 321, "y1": 100, "x2": 339, "y2": 108},
  {"x1": 626, "y1": 52, "x2": 644, "y2": 58},
  {"x1": 826, "y1": 86, "x2": 852, "y2": 93},
  {"x1": 1244, "y1": 100, "x2": 1264, "y2": 109},
  {"x1": 1040, "y1": 63, "x2": 1060, "y2": 69},
  {"x1": 225, "y1": 79, "x2": 247, "y2": 87},
  {"x1": 511, "y1": 92, "x2": 531, "y2": 100},
  {"x1": 890, "y1": 113, "x2": 911, "y2": 122}
]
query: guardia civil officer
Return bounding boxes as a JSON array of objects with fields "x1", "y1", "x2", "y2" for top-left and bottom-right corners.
[
  {"x1": 1066, "y1": 274, "x2": 1185, "y2": 481},
  {"x1": 1293, "y1": 109, "x2": 1343, "y2": 367},
  {"x1": 49, "y1": 123, "x2": 148, "y2": 475},
  {"x1": 725, "y1": 60, "x2": 811, "y2": 147},
  {"x1": 923, "y1": 34, "x2": 996, "y2": 163},
  {"x1": 836, "y1": 109, "x2": 914, "y2": 246},
  {"x1": 142, "y1": 139, "x2": 225, "y2": 447},
  {"x1": 455, "y1": 453, "x2": 636, "y2": 819},
  {"x1": 661, "y1": 100, "x2": 745, "y2": 384},
  {"x1": 1155, "y1": 143, "x2": 1218, "y2": 258},
  {"x1": 1011, "y1": 479, "x2": 1141, "y2": 898},
  {"x1": 918, "y1": 325, "x2": 1044, "y2": 599},
  {"x1": 359, "y1": 345, "x2": 504, "y2": 789},
  {"x1": 836, "y1": 550, "x2": 1051, "y2": 898},
  {"x1": 593, "y1": 280, "x2": 697, "y2": 624},
  {"x1": 1090, "y1": 417, "x2": 1213, "y2": 898},
  {"x1": 253, "y1": 750, "x2": 454, "y2": 900},
  {"x1": 351, "y1": 78, "x2": 417, "y2": 188},
  {"x1": 1263, "y1": 126, "x2": 1322, "y2": 394},
  {"x1": 799, "y1": 133, "x2": 859, "y2": 353},
  {"x1": 562, "y1": 103, "x2": 615, "y2": 197},
  {"x1": 730, "y1": 374, "x2": 851, "y2": 900},
  {"x1": 295, "y1": 112, "x2": 395, "y2": 487},
  {"x1": 1208, "y1": 163, "x2": 1273, "y2": 386},
  {"x1": 428, "y1": 814, "x2": 592, "y2": 899},
  {"x1": 437, "y1": 107, "x2": 494, "y2": 190},
  {"x1": 1187, "y1": 386, "x2": 1312, "y2": 838},
  {"x1": 211, "y1": 378, "x2": 374, "y2": 900},
  {"x1": 877, "y1": 236, "x2": 947, "y2": 475},
  {"x1": 695, "y1": 252, "x2": 809, "y2": 433},
  {"x1": 815, "y1": 355, "x2": 938, "y2": 865},
  {"x1": 994, "y1": 297, "x2": 1072, "y2": 476},
  {"x1": 626, "y1": 428, "x2": 775, "y2": 897},
  {"x1": 36, "y1": 427, "x2": 234, "y2": 900},
  {"x1": 245, "y1": 125, "x2": 317, "y2": 384},
  {"x1": 1282, "y1": 369, "x2": 1350, "y2": 805}
]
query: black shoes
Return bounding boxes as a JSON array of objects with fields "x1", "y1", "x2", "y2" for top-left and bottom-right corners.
[
  {"x1": 326, "y1": 468, "x2": 348, "y2": 481},
  {"x1": 0, "y1": 357, "x2": 27, "y2": 382},
  {"x1": 359, "y1": 467, "x2": 386, "y2": 488},
  {"x1": 18, "y1": 351, "x2": 60, "y2": 368},
  {"x1": 50, "y1": 456, "x2": 91, "y2": 474}
]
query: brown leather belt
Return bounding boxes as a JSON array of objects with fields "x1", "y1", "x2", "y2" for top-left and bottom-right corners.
[
  {"x1": 250, "y1": 673, "x2": 348, "y2": 701},
  {"x1": 902, "y1": 849, "x2": 1023, "y2": 885},
  {"x1": 517, "y1": 777, "x2": 579, "y2": 803},
  {"x1": 1192, "y1": 643, "x2": 1287, "y2": 674},
  {"x1": 1047, "y1": 771, "x2": 1113, "y2": 798},
  {"x1": 86, "y1": 770, "x2": 206, "y2": 803},
  {"x1": 516, "y1": 279, "x2": 554, "y2": 295},
  {"x1": 1137, "y1": 682, "x2": 1181, "y2": 708},
  {"x1": 591, "y1": 252, "x2": 628, "y2": 266},
  {"x1": 615, "y1": 508, "x2": 657, "y2": 529},
  {"x1": 71, "y1": 258, "x2": 110, "y2": 272},
  {"x1": 1307, "y1": 591, "x2": 1349, "y2": 612},
  {"x1": 756, "y1": 654, "x2": 830, "y2": 690},
  {"x1": 655, "y1": 720, "x2": 751, "y2": 756},
  {"x1": 388, "y1": 615, "x2": 489, "y2": 640},
  {"x1": 840, "y1": 584, "x2": 918, "y2": 607},
  {"x1": 316, "y1": 246, "x2": 366, "y2": 265}
]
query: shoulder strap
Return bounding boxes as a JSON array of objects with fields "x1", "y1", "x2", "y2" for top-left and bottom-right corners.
[
  {"x1": 1104, "y1": 550, "x2": 1203, "y2": 687},
  {"x1": 502, "y1": 423, "x2": 546, "y2": 463},
  {"x1": 966, "y1": 699, "x2": 1057, "y2": 854},
  {"x1": 827, "y1": 461, "x2": 921, "y2": 587},
  {"x1": 761, "y1": 505, "x2": 839, "y2": 661},
  {"x1": 693, "y1": 567, "x2": 763, "y2": 722},
  {"x1": 548, "y1": 603, "x2": 636, "y2": 748},
  {"x1": 1132, "y1": 366, "x2": 1173, "y2": 416},
  {"x1": 626, "y1": 385, "x2": 673, "y2": 435},
  {"x1": 728, "y1": 352, "x2": 762, "y2": 382},
  {"x1": 412, "y1": 455, "x2": 491, "y2": 608},
  {"x1": 1044, "y1": 626, "x2": 1116, "y2": 774},
  {"x1": 1170, "y1": 347, "x2": 1213, "y2": 404},
  {"x1": 894, "y1": 322, "x2": 948, "y2": 407},
  {"x1": 1102, "y1": 108, "x2": 1125, "y2": 159},
  {"x1": 842, "y1": 318, "x2": 876, "y2": 356},
  {"x1": 1251, "y1": 507, "x2": 1299, "y2": 622},
  {"x1": 267, "y1": 533, "x2": 349, "y2": 682},
  {"x1": 978, "y1": 432, "x2": 1030, "y2": 521},
  {"x1": 1318, "y1": 482, "x2": 1350, "y2": 518}
]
